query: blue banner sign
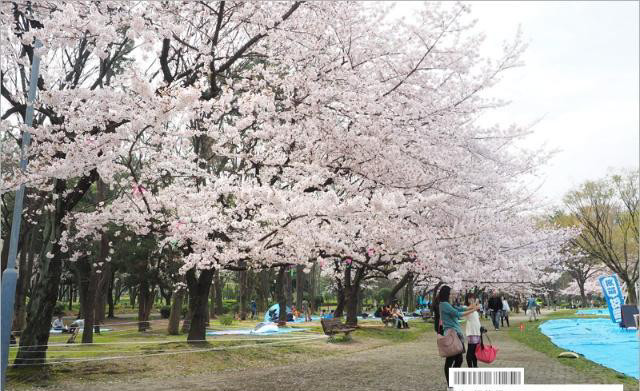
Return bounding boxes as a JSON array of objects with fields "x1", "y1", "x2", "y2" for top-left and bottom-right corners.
[{"x1": 599, "y1": 275, "x2": 624, "y2": 323}]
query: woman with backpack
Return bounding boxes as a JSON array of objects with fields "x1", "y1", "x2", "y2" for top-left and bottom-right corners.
[{"x1": 434, "y1": 285, "x2": 479, "y2": 386}]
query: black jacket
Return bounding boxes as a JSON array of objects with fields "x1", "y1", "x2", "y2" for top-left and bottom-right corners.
[{"x1": 488, "y1": 297, "x2": 503, "y2": 311}]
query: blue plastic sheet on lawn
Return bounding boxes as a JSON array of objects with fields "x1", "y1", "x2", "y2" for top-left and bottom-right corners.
[
  {"x1": 264, "y1": 303, "x2": 292, "y2": 322},
  {"x1": 540, "y1": 318, "x2": 638, "y2": 379},
  {"x1": 206, "y1": 327, "x2": 308, "y2": 336},
  {"x1": 575, "y1": 309, "x2": 609, "y2": 315}
]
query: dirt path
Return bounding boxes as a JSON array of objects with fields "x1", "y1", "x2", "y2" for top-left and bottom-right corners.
[{"x1": 55, "y1": 325, "x2": 611, "y2": 391}]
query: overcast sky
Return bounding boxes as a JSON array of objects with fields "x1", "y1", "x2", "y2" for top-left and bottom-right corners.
[{"x1": 394, "y1": 1, "x2": 639, "y2": 208}]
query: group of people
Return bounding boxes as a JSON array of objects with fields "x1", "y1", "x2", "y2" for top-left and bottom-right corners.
[
  {"x1": 51, "y1": 315, "x2": 84, "y2": 333},
  {"x1": 434, "y1": 287, "x2": 547, "y2": 388},
  {"x1": 378, "y1": 303, "x2": 410, "y2": 329},
  {"x1": 486, "y1": 292, "x2": 511, "y2": 331},
  {"x1": 525, "y1": 295, "x2": 540, "y2": 321},
  {"x1": 433, "y1": 286, "x2": 483, "y2": 386},
  {"x1": 291, "y1": 299, "x2": 313, "y2": 321}
]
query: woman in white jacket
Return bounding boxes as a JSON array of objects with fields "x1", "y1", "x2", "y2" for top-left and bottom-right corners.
[{"x1": 464, "y1": 293, "x2": 482, "y2": 367}]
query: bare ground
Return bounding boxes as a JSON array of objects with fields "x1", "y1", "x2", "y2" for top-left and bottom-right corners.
[{"x1": 42, "y1": 324, "x2": 617, "y2": 391}]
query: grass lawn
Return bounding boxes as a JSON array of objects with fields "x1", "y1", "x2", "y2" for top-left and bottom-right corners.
[
  {"x1": 6, "y1": 318, "x2": 429, "y2": 389},
  {"x1": 508, "y1": 310, "x2": 638, "y2": 390}
]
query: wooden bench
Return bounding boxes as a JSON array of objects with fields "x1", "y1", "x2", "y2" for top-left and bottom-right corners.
[
  {"x1": 321, "y1": 318, "x2": 356, "y2": 340},
  {"x1": 421, "y1": 310, "x2": 433, "y2": 321},
  {"x1": 381, "y1": 316, "x2": 395, "y2": 327}
]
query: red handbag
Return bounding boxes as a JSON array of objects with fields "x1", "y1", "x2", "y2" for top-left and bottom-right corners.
[{"x1": 475, "y1": 332, "x2": 498, "y2": 364}]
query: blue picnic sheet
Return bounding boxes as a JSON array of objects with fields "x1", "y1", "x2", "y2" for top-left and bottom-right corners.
[
  {"x1": 540, "y1": 318, "x2": 638, "y2": 379},
  {"x1": 206, "y1": 327, "x2": 308, "y2": 336},
  {"x1": 575, "y1": 309, "x2": 609, "y2": 315}
]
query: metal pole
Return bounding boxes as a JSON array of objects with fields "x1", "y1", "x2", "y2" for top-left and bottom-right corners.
[{"x1": 1, "y1": 39, "x2": 41, "y2": 391}]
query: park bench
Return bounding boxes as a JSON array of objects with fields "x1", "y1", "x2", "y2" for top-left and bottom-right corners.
[
  {"x1": 321, "y1": 318, "x2": 356, "y2": 340},
  {"x1": 381, "y1": 316, "x2": 395, "y2": 327}
]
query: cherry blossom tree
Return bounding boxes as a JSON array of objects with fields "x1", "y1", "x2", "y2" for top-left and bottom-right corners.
[{"x1": 1, "y1": 1, "x2": 579, "y2": 363}]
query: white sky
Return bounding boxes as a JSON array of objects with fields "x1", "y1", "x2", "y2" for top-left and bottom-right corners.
[{"x1": 393, "y1": 1, "x2": 640, "y2": 208}]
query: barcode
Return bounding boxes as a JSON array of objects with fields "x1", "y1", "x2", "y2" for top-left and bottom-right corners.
[{"x1": 450, "y1": 368, "x2": 524, "y2": 386}]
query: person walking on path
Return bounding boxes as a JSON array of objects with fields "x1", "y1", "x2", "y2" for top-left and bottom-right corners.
[
  {"x1": 433, "y1": 285, "x2": 478, "y2": 387},
  {"x1": 527, "y1": 295, "x2": 538, "y2": 321},
  {"x1": 501, "y1": 296, "x2": 510, "y2": 328},
  {"x1": 464, "y1": 293, "x2": 482, "y2": 368},
  {"x1": 488, "y1": 291, "x2": 503, "y2": 331}
]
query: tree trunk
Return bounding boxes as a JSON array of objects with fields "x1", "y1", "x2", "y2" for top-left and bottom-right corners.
[
  {"x1": 296, "y1": 265, "x2": 304, "y2": 310},
  {"x1": 185, "y1": 268, "x2": 214, "y2": 342},
  {"x1": 256, "y1": 269, "x2": 270, "y2": 313},
  {"x1": 285, "y1": 267, "x2": 293, "y2": 307},
  {"x1": 276, "y1": 266, "x2": 287, "y2": 325},
  {"x1": 620, "y1": 274, "x2": 638, "y2": 305},
  {"x1": 130, "y1": 286, "x2": 136, "y2": 308},
  {"x1": 107, "y1": 271, "x2": 115, "y2": 318},
  {"x1": 310, "y1": 262, "x2": 318, "y2": 313},
  {"x1": 345, "y1": 286, "x2": 359, "y2": 326},
  {"x1": 114, "y1": 277, "x2": 122, "y2": 304},
  {"x1": 238, "y1": 264, "x2": 248, "y2": 320},
  {"x1": 407, "y1": 277, "x2": 415, "y2": 312},
  {"x1": 209, "y1": 284, "x2": 216, "y2": 320},
  {"x1": 334, "y1": 282, "x2": 345, "y2": 318},
  {"x1": 80, "y1": 267, "x2": 99, "y2": 343},
  {"x1": 386, "y1": 272, "x2": 413, "y2": 306},
  {"x1": 68, "y1": 281, "x2": 74, "y2": 311},
  {"x1": 77, "y1": 259, "x2": 90, "y2": 320},
  {"x1": 181, "y1": 308, "x2": 192, "y2": 333},
  {"x1": 168, "y1": 287, "x2": 185, "y2": 335},
  {"x1": 14, "y1": 199, "x2": 65, "y2": 365},
  {"x1": 213, "y1": 269, "x2": 223, "y2": 316},
  {"x1": 344, "y1": 267, "x2": 362, "y2": 326},
  {"x1": 138, "y1": 280, "x2": 154, "y2": 331},
  {"x1": 12, "y1": 229, "x2": 33, "y2": 332}
]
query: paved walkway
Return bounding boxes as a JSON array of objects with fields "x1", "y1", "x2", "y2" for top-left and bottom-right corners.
[{"x1": 59, "y1": 323, "x2": 612, "y2": 391}]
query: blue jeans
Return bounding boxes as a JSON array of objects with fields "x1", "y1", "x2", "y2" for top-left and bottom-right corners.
[{"x1": 491, "y1": 310, "x2": 501, "y2": 329}]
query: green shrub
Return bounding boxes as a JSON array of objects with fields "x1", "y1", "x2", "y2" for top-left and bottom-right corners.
[
  {"x1": 160, "y1": 306, "x2": 171, "y2": 319},
  {"x1": 219, "y1": 315, "x2": 233, "y2": 326}
]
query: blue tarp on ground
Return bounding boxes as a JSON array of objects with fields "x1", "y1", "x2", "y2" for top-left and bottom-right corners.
[
  {"x1": 206, "y1": 327, "x2": 308, "y2": 336},
  {"x1": 576, "y1": 309, "x2": 609, "y2": 315},
  {"x1": 292, "y1": 315, "x2": 321, "y2": 323},
  {"x1": 540, "y1": 318, "x2": 638, "y2": 379},
  {"x1": 264, "y1": 304, "x2": 292, "y2": 322}
]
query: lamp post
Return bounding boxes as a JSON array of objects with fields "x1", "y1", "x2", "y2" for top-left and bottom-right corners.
[{"x1": 1, "y1": 40, "x2": 42, "y2": 391}]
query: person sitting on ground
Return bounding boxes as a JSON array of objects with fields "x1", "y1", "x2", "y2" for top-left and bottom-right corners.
[
  {"x1": 381, "y1": 305, "x2": 393, "y2": 324},
  {"x1": 292, "y1": 305, "x2": 300, "y2": 318},
  {"x1": 52, "y1": 315, "x2": 68, "y2": 333}
]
